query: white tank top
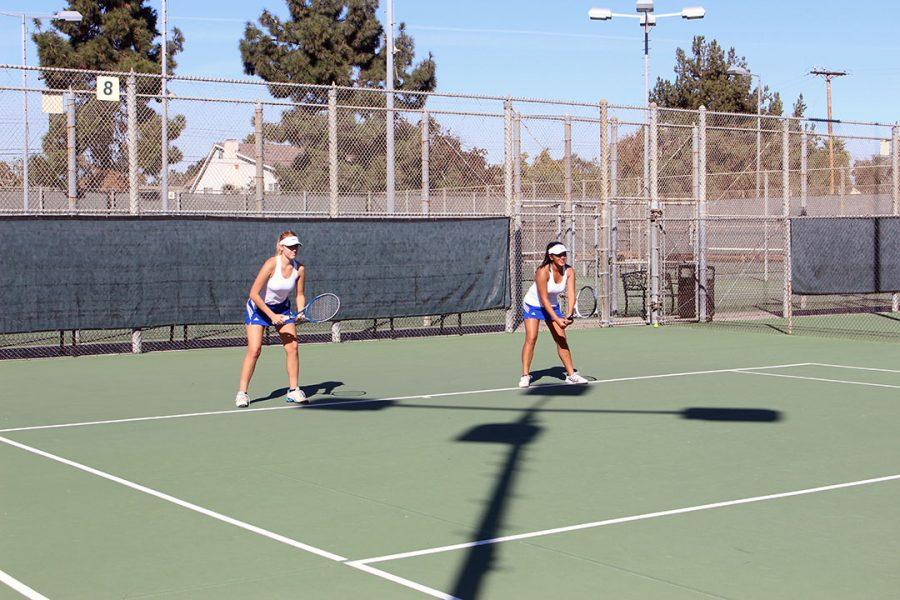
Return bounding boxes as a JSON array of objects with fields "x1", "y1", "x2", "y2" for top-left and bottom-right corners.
[
  {"x1": 523, "y1": 265, "x2": 568, "y2": 307},
  {"x1": 263, "y1": 255, "x2": 300, "y2": 304}
]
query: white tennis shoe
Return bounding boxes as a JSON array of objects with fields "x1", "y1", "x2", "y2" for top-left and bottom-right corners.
[
  {"x1": 286, "y1": 388, "x2": 307, "y2": 404},
  {"x1": 235, "y1": 391, "x2": 250, "y2": 408},
  {"x1": 518, "y1": 375, "x2": 531, "y2": 388},
  {"x1": 566, "y1": 371, "x2": 588, "y2": 385}
]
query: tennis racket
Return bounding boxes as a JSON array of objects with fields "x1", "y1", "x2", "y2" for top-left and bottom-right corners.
[
  {"x1": 558, "y1": 286, "x2": 597, "y2": 321},
  {"x1": 290, "y1": 293, "x2": 341, "y2": 323},
  {"x1": 575, "y1": 285, "x2": 597, "y2": 318}
]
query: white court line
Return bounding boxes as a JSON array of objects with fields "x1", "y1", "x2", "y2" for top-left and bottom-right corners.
[
  {"x1": 735, "y1": 370, "x2": 900, "y2": 390},
  {"x1": 0, "y1": 436, "x2": 464, "y2": 599},
  {"x1": 0, "y1": 362, "x2": 811, "y2": 434},
  {"x1": 0, "y1": 569, "x2": 48, "y2": 600},
  {"x1": 352, "y1": 474, "x2": 900, "y2": 566},
  {"x1": 0, "y1": 435, "x2": 347, "y2": 562},
  {"x1": 810, "y1": 362, "x2": 900, "y2": 374},
  {"x1": 347, "y1": 562, "x2": 461, "y2": 600}
]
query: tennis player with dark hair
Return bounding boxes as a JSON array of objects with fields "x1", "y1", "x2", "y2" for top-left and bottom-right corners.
[
  {"x1": 235, "y1": 231, "x2": 307, "y2": 407},
  {"x1": 519, "y1": 242, "x2": 588, "y2": 388}
]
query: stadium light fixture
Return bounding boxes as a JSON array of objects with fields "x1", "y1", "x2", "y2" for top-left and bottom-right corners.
[
  {"x1": 681, "y1": 7, "x2": 705, "y2": 19},
  {"x1": 53, "y1": 11, "x2": 84, "y2": 21},
  {"x1": 587, "y1": 1, "x2": 706, "y2": 105}
]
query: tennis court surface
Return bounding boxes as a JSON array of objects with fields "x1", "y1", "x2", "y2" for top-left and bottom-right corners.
[{"x1": 2, "y1": 326, "x2": 898, "y2": 599}]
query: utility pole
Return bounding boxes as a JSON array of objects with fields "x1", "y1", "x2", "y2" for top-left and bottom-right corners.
[{"x1": 810, "y1": 69, "x2": 846, "y2": 195}]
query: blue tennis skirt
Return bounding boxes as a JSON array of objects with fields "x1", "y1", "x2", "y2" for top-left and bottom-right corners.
[
  {"x1": 522, "y1": 302, "x2": 563, "y2": 321},
  {"x1": 244, "y1": 299, "x2": 296, "y2": 327}
]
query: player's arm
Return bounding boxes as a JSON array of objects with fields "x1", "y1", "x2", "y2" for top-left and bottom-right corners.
[
  {"x1": 294, "y1": 265, "x2": 306, "y2": 320},
  {"x1": 564, "y1": 265, "x2": 577, "y2": 322},
  {"x1": 536, "y1": 266, "x2": 567, "y2": 327},
  {"x1": 249, "y1": 257, "x2": 281, "y2": 323}
]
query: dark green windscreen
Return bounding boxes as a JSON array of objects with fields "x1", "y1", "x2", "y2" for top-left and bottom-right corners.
[{"x1": 0, "y1": 216, "x2": 510, "y2": 334}]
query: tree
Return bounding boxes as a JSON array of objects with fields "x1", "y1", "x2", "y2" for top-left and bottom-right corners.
[
  {"x1": 852, "y1": 155, "x2": 891, "y2": 195},
  {"x1": 650, "y1": 36, "x2": 781, "y2": 115},
  {"x1": 240, "y1": 0, "x2": 435, "y2": 107},
  {"x1": 30, "y1": 0, "x2": 185, "y2": 190},
  {"x1": 239, "y1": 1, "x2": 498, "y2": 196}
]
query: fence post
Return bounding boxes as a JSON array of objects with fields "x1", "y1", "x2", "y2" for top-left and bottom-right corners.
[
  {"x1": 798, "y1": 128, "x2": 808, "y2": 310},
  {"x1": 421, "y1": 110, "x2": 430, "y2": 215},
  {"x1": 161, "y1": 74, "x2": 169, "y2": 213},
  {"x1": 800, "y1": 129, "x2": 808, "y2": 215},
  {"x1": 839, "y1": 169, "x2": 846, "y2": 215},
  {"x1": 782, "y1": 118, "x2": 793, "y2": 332},
  {"x1": 127, "y1": 72, "x2": 139, "y2": 215},
  {"x1": 328, "y1": 85, "x2": 338, "y2": 217},
  {"x1": 580, "y1": 181, "x2": 587, "y2": 276},
  {"x1": 66, "y1": 90, "x2": 77, "y2": 212},
  {"x1": 599, "y1": 100, "x2": 610, "y2": 325},
  {"x1": 692, "y1": 123, "x2": 700, "y2": 318},
  {"x1": 648, "y1": 103, "x2": 660, "y2": 326},
  {"x1": 610, "y1": 118, "x2": 619, "y2": 316},
  {"x1": 564, "y1": 116, "x2": 574, "y2": 265},
  {"x1": 513, "y1": 111, "x2": 523, "y2": 330},
  {"x1": 764, "y1": 170, "x2": 769, "y2": 281},
  {"x1": 255, "y1": 102, "x2": 265, "y2": 213},
  {"x1": 504, "y1": 101, "x2": 514, "y2": 332},
  {"x1": 698, "y1": 106, "x2": 708, "y2": 323},
  {"x1": 892, "y1": 125, "x2": 899, "y2": 312},
  {"x1": 22, "y1": 57, "x2": 30, "y2": 212}
]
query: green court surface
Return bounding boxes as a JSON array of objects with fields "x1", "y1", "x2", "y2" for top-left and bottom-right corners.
[{"x1": 1, "y1": 327, "x2": 898, "y2": 599}]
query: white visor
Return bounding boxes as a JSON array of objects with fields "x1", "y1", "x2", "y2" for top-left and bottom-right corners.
[
  {"x1": 280, "y1": 236, "x2": 302, "y2": 247},
  {"x1": 548, "y1": 243, "x2": 568, "y2": 255}
]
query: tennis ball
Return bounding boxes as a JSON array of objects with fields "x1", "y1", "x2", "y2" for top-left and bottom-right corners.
[{"x1": 652, "y1": 322, "x2": 659, "y2": 328}]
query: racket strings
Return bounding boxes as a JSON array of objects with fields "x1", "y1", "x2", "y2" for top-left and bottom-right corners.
[
  {"x1": 576, "y1": 286, "x2": 597, "y2": 318},
  {"x1": 305, "y1": 293, "x2": 340, "y2": 322}
]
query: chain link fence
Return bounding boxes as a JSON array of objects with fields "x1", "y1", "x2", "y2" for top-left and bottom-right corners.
[{"x1": 0, "y1": 65, "x2": 897, "y2": 357}]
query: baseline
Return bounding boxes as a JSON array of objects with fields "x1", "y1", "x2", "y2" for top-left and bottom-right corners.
[
  {"x1": 809, "y1": 362, "x2": 900, "y2": 375},
  {"x1": 735, "y1": 370, "x2": 900, "y2": 390}
]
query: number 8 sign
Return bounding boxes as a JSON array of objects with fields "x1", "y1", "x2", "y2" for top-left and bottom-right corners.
[{"x1": 96, "y1": 76, "x2": 120, "y2": 102}]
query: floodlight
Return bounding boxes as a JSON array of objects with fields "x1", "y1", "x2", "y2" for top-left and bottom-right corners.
[
  {"x1": 588, "y1": 7, "x2": 613, "y2": 20},
  {"x1": 681, "y1": 6, "x2": 705, "y2": 19}
]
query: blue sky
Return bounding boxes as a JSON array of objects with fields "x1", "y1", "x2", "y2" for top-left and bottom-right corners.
[{"x1": 1, "y1": 0, "x2": 898, "y2": 125}]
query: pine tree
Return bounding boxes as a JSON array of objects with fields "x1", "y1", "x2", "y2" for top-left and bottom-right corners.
[
  {"x1": 650, "y1": 36, "x2": 780, "y2": 115},
  {"x1": 240, "y1": 0, "x2": 436, "y2": 107},
  {"x1": 31, "y1": 0, "x2": 185, "y2": 190}
]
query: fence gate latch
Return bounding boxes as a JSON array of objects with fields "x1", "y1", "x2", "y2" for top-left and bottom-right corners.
[{"x1": 650, "y1": 208, "x2": 663, "y2": 222}]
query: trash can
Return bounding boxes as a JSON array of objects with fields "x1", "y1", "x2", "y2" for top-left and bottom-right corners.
[{"x1": 677, "y1": 264, "x2": 715, "y2": 320}]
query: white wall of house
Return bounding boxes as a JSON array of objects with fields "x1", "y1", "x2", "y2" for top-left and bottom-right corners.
[{"x1": 193, "y1": 140, "x2": 279, "y2": 193}]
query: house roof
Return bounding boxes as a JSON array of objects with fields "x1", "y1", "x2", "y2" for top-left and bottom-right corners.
[
  {"x1": 237, "y1": 143, "x2": 303, "y2": 168},
  {"x1": 188, "y1": 140, "x2": 304, "y2": 192}
]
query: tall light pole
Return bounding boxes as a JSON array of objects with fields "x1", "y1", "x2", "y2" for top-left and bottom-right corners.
[
  {"x1": 727, "y1": 66, "x2": 762, "y2": 202},
  {"x1": 588, "y1": 3, "x2": 705, "y2": 326},
  {"x1": 0, "y1": 9, "x2": 82, "y2": 212},
  {"x1": 588, "y1": 1, "x2": 705, "y2": 229},
  {"x1": 161, "y1": 0, "x2": 169, "y2": 211},
  {"x1": 728, "y1": 65, "x2": 766, "y2": 280},
  {"x1": 385, "y1": 0, "x2": 395, "y2": 213},
  {"x1": 588, "y1": 2, "x2": 706, "y2": 106}
]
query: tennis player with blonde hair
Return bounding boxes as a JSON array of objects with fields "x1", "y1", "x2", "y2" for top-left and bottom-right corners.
[{"x1": 235, "y1": 231, "x2": 307, "y2": 407}]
